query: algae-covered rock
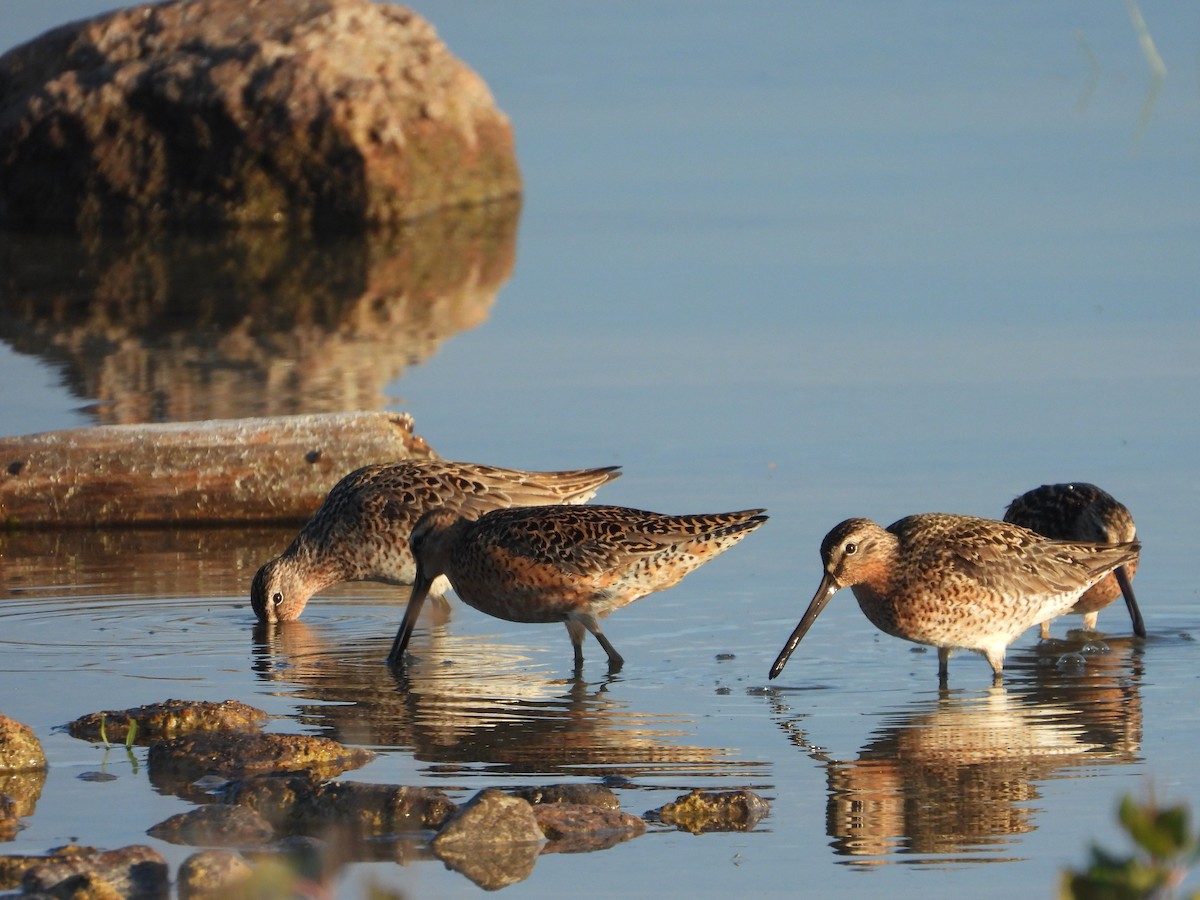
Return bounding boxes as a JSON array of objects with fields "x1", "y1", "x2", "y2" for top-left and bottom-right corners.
[
  {"x1": 68, "y1": 699, "x2": 268, "y2": 745},
  {"x1": 0, "y1": 714, "x2": 46, "y2": 772},
  {"x1": 21, "y1": 844, "x2": 168, "y2": 897},
  {"x1": 221, "y1": 775, "x2": 456, "y2": 837},
  {"x1": 510, "y1": 783, "x2": 621, "y2": 810},
  {"x1": 0, "y1": 845, "x2": 97, "y2": 890},
  {"x1": 147, "y1": 732, "x2": 375, "y2": 796},
  {"x1": 296, "y1": 781, "x2": 457, "y2": 836},
  {"x1": 218, "y1": 775, "x2": 318, "y2": 831},
  {"x1": 648, "y1": 789, "x2": 770, "y2": 834}
]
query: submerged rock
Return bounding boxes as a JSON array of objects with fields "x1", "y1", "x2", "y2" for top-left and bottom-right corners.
[
  {"x1": 0, "y1": 714, "x2": 46, "y2": 772},
  {"x1": 295, "y1": 780, "x2": 458, "y2": 837},
  {"x1": 648, "y1": 789, "x2": 770, "y2": 834},
  {"x1": 510, "y1": 783, "x2": 621, "y2": 810},
  {"x1": 147, "y1": 804, "x2": 275, "y2": 847},
  {"x1": 533, "y1": 803, "x2": 646, "y2": 854},
  {"x1": 20, "y1": 844, "x2": 168, "y2": 897},
  {"x1": 68, "y1": 699, "x2": 268, "y2": 745},
  {"x1": 221, "y1": 775, "x2": 456, "y2": 837},
  {"x1": 147, "y1": 732, "x2": 375, "y2": 796},
  {"x1": 0, "y1": 0, "x2": 521, "y2": 231}
]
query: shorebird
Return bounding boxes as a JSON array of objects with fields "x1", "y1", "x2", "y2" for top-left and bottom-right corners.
[
  {"x1": 251, "y1": 461, "x2": 620, "y2": 623},
  {"x1": 1003, "y1": 482, "x2": 1144, "y2": 638},
  {"x1": 388, "y1": 504, "x2": 768, "y2": 671},
  {"x1": 769, "y1": 513, "x2": 1140, "y2": 683}
]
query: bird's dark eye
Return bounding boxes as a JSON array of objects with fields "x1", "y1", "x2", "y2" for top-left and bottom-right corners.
[
  {"x1": 845, "y1": 542, "x2": 858, "y2": 555},
  {"x1": 272, "y1": 592, "x2": 283, "y2": 606}
]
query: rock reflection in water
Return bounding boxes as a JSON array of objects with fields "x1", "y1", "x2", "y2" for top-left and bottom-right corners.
[
  {"x1": 0, "y1": 199, "x2": 518, "y2": 423},
  {"x1": 0, "y1": 526, "x2": 296, "y2": 601},
  {"x1": 770, "y1": 637, "x2": 1143, "y2": 863},
  {"x1": 253, "y1": 620, "x2": 766, "y2": 782}
]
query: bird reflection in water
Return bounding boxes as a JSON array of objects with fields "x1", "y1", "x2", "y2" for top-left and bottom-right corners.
[
  {"x1": 252, "y1": 617, "x2": 768, "y2": 783},
  {"x1": 769, "y1": 635, "x2": 1143, "y2": 863}
]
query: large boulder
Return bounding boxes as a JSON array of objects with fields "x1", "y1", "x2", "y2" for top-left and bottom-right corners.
[{"x1": 0, "y1": 0, "x2": 521, "y2": 231}]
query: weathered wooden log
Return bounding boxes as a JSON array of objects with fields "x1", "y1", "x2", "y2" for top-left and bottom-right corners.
[{"x1": 0, "y1": 411, "x2": 436, "y2": 528}]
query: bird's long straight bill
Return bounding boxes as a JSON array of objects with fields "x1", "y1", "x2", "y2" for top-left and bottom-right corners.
[
  {"x1": 1115, "y1": 564, "x2": 1146, "y2": 638},
  {"x1": 769, "y1": 572, "x2": 839, "y2": 679},
  {"x1": 388, "y1": 572, "x2": 432, "y2": 666}
]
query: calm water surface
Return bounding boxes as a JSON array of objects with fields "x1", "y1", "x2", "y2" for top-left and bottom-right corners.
[{"x1": 1, "y1": 2, "x2": 1199, "y2": 897}]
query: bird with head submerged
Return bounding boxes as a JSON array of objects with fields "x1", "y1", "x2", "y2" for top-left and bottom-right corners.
[
  {"x1": 769, "y1": 513, "x2": 1140, "y2": 684},
  {"x1": 1003, "y1": 482, "x2": 1144, "y2": 639},
  {"x1": 251, "y1": 460, "x2": 621, "y2": 624},
  {"x1": 388, "y1": 503, "x2": 768, "y2": 672}
]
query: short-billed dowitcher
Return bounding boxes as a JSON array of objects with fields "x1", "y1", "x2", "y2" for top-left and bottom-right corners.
[
  {"x1": 1003, "y1": 482, "x2": 1144, "y2": 638},
  {"x1": 768, "y1": 513, "x2": 1140, "y2": 683},
  {"x1": 387, "y1": 504, "x2": 768, "y2": 671},
  {"x1": 251, "y1": 461, "x2": 621, "y2": 623}
]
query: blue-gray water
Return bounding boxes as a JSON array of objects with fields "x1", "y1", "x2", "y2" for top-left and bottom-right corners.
[{"x1": 2, "y1": 2, "x2": 1199, "y2": 897}]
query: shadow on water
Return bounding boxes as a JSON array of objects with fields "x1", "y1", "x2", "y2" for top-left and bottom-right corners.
[
  {"x1": 252, "y1": 618, "x2": 770, "y2": 785},
  {"x1": 765, "y1": 635, "x2": 1144, "y2": 865},
  {"x1": 0, "y1": 198, "x2": 519, "y2": 424}
]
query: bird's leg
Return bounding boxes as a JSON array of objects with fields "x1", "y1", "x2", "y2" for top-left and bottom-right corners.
[
  {"x1": 937, "y1": 647, "x2": 951, "y2": 680},
  {"x1": 576, "y1": 613, "x2": 624, "y2": 673},
  {"x1": 565, "y1": 620, "x2": 587, "y2": 672},
  {"x1": 1039, "y1": 620, "x2": 1052, "y2": 640},
  {"x1": 984, "y1": 646, "x2": 1006, "y2": 684}
]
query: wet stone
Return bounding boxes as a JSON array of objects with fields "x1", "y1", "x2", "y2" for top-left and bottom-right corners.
[
  {"x1": 68, "y1": 699, "x2": 268, "y2": 746},
  {"x1": 533, "y1": 803, "x2": 646, "y2": 854},
  {"x1": 648, "y1": 789, "x2": 770, "y2": 834},
  {"x1": 147, "y1": 804, "x2": 275, "y2": 847},
  {"x1": 219, "y1": 775, "x2": 318, "y2": 830},
  {"x1": 509, "y1": 783, "x2": 621, "y2": 810},
  {"x1": 0, "y1": 0, "x2": 521, "y2": 230},
  {"x1": 0, "y1": 845, "x2": 97, "y2": 890},
  {"x1": 147, "y1": 732, "x2": 375, "y2": 796},
  {"x1": 432, "y1": 788, "x2": 542, "y2": 848},
  {"x1": 0, "y1": 714, "x2": 46, "y2": 772},
  {"x1": 221, "y1": 776, "x2": 457, "y2": 837},
  {"x1": 21, "y1": 844, "x2": 168, "y2": 897},
  {"x1": 296, "y1": 781, "x2": 457, "y2": 837},
  {"x1": 431, "y1": 788, "x2": 543, "y2": 890},
  {"x1": 176, "y1": 850, "x2": 253, "y2": 899}
]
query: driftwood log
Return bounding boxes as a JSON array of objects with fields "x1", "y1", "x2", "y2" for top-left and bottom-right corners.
[{"x1": 0, "y1": 411, "x2": 435, "y2": 528}]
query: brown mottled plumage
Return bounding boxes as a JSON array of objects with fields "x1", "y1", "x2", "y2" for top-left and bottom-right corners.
[
  {"x1": 388, "y1": 504, "x2": 768, "y2": 671},
  {"x1": 769, "y1": 513, "x2": 1141, "y2": 683},
  {"x1": 1003, "y1": 482, "x2": 1144, "y2": 638},
  {"x1": 251, "y1": 461, "x2": 621, "y2": 623}
]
